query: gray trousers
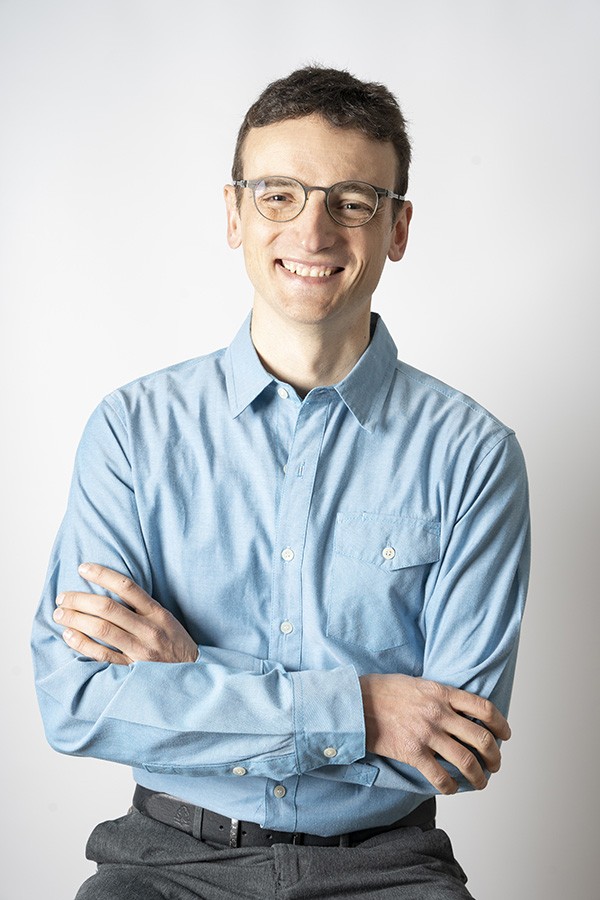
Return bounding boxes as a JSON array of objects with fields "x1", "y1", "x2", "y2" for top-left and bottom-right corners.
[{"x1": 76, "y1": 807, "x2": 474, "y2": 899}]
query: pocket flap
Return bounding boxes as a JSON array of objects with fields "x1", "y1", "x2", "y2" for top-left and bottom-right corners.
[{"x1": 333, "y1": 513, "x2": 440, "y2": 570}]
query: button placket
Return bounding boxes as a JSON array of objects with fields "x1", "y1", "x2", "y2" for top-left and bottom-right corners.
[{"x1": 269, "y1": 395, "x2": 331, "y2": 671}]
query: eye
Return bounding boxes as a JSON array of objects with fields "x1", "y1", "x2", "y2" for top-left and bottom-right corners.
[
  {"x1": 255, "y1": 179, "x2": 304, "y2": 208},
  {"x1": 261, "y1": 192, "x2": 293, "y2": 205},
  {"x1": 333, "y1": 195, "x2": 376, "y2": 220},
  {"x1": 339, "y1": 199, "x2": 372, "y2": 211},
  {"x1": 330, "y1": 183, "x2": 378, "y2": 222}
]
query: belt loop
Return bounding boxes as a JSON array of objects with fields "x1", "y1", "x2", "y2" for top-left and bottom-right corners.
[
  {"x1": 192, "y1": 805, "x2": 204, "y2": 840},
  {"x1": 338, "y1": 833, "x2": 350, "y2": 847},
  {"x1": 229, "y1": 818, "x2": 240, "y2": 848}
]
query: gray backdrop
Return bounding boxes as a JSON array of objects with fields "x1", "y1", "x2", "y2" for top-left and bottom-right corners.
[{"x1": 1, "y1": 1, "x2": 598, "y2": 897}]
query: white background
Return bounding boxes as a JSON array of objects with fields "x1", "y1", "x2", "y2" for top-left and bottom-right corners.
[{"x1": 1, "y1": 1, "x2": 598, "y2": 897}]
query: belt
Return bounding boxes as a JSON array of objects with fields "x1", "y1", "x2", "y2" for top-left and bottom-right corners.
[{"x1": 133, "y1": 785, "x2": 436, "y2": 849}]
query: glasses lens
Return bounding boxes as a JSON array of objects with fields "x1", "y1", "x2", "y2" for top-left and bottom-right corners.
[
  {"x1": 253, "y1": 177, "x2": 305, "y2": 222},
  {"x1": 328, "y1": 182, "x2": 379, "y2": 226}
]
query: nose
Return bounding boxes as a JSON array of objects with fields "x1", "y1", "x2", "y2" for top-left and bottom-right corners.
[{"x1": 292, "y1": 188, "x2": 337, "y2": 253}]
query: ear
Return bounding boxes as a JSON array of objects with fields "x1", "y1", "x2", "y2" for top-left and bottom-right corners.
[
  {"x1": 387, "y1": 201, "x2": 412, "y2": 262},
  {"x1": 224, "y1": 184, "x2": 242, "y2": 249}
]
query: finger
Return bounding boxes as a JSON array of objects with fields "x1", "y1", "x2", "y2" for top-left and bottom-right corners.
[
  {"x1": 448, "y1": 688, "x2": 511, "y2": 741},
  {"x1": 446, "y1": 715, "x2": 502, "y2": 773},
  {"x1": 412, "y1": 748, "x2": 459, "y2": 795},
  {"x1": 56, "y1": 590, "x2": 144, "y2": 635},
  {"x1": 54, "y1": 606, "x2": 140, "y2": 659},
  {"x1": 431, "y1": 734, "x2": 488, "y2": 790},
  {"x1": 60, "y1": 626, "x2": 132, "y2": 665},
  {"x1": 77, "y1": 563, "x2": 157, "y2": 615}
]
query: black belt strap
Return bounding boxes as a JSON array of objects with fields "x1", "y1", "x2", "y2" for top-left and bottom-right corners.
[{"x1": 132, "y1": 785, "x2": 436, "y2": 848}]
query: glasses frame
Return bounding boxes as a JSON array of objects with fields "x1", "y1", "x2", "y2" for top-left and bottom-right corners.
[{"x1": 233, "y1": 176, "x2": 405, "y2": 227}]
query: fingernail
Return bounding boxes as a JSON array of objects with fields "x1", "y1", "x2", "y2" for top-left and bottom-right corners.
[
  {"x1": 56, "y1": 593, "x2": 65, "y2": 605},
  {"x1": 53, "y1": 608, "x2": 64, "y2": 621},
  {"x1": 63, "y1": 629, "x2": 73, "y2": 641},
  {"x1": 78, "y1": 563, "x2": 91, "y2": 574}
]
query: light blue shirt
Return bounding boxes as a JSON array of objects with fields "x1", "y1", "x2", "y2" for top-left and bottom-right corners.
[{"x1": 32, "y1": 314, "x2": 530, "y2": 836}]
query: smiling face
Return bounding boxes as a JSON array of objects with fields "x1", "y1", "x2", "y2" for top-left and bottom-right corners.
[{"x1": 224, "y1": 114, "x2": 411, "y2": 335}]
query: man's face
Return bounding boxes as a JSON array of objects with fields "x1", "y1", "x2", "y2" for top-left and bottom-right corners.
[{"x1": 224, "y1": 114, "x2": 411, "y2": 331}]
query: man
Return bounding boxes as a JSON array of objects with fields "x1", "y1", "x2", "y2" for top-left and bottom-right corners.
[{"x1": 32, "y1": 66, "x2": 530, "y2": 898}]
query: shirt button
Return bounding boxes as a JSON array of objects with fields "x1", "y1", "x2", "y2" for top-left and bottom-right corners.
[
  {"x1": 281, "y1": 548, "x2": 295, "y2": 562},
  {"x1": 382, "y1": 546, "x2": 396, "y2": 560},
  {"x1": 232, "y1": 766, "x2": 247, "y2": 776},
  {"x1": 273, "y1": 785, "x2": 287, "y2": 799},
  {"x1": 323, "y1": 747, "x2": 338, "y2": 759},
  {"x1": 277, "y1": 387, "x2": 289, "y2": 399},
  {"x1": 283, "y1": 464, "x2": 287, "y2": 474},
  {"x1": 280, "y1": 621, "x2": 293, "y2": 635}
]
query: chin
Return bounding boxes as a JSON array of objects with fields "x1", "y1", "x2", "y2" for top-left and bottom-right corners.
[{"x1": 276, "y1": 300, "x2": 340, "y2": 326}]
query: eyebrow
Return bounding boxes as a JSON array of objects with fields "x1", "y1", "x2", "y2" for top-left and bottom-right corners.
[
  {"x1": 258, "y1": 177, "x2": 375, "y2": 191},
  {"x1": 333, "y1": 181, "x2": 371, "y2": 190}
]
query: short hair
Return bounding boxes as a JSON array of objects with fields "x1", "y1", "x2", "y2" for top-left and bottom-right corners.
[{"x1": 232, "y1": 66, "x2": 411, "y2": 207}]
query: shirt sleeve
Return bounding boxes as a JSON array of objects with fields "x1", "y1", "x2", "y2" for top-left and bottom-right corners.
[
  {"x1": 31, "y1": 400, "x2": 366, "y2": 780},
  {"x1": 313, "y1": 430, "x2": 530, "y2": 794}
]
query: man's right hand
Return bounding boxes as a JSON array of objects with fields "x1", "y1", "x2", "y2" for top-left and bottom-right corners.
[{"x1": 359, "y1": 673, "x2": 511, "y2": 794}]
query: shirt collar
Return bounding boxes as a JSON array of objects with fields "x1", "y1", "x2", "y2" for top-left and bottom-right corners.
[
  {"x1": 225, "y1": 314, "x2": 274, "y2": 418},
  {"x1": 225, "y1": 312, "x2": 398, "y2": 432},
  {"x1": 333, "y1": 314, "x2": 398, "y2": 432}
]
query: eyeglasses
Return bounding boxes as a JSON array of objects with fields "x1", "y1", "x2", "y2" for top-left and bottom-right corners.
[{"x1": 233, "y1": 176, "x2": 405, "y2": 227}]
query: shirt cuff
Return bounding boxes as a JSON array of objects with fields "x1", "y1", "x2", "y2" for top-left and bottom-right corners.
[{"x1": 290, "y1": 665, "x2": 366, "y2": 774}]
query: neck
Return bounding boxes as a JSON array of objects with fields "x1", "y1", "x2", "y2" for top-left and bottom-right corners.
[{"x1": 250, "y1": 305, "x2": 372, "y2": 398}]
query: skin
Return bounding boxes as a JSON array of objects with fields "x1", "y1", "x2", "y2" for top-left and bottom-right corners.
[
  {"x1": 54, "y1": 564, "x2": 198, "y2": 665},
  {"x1": 54, "y1": 115, "x2": 511, "y2": 795},
  {"x1": 224, "y1": 114, "x2": 411, "y2": 395}
]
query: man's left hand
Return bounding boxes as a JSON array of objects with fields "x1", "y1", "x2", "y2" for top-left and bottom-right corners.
[{"x1": 53, "y1": 563, "x2": 198, "y2": 665}]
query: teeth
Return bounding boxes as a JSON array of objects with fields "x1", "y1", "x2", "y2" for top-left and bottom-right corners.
[{"x1": 281, "y1": 260, "x2": 337, "y2": 278}]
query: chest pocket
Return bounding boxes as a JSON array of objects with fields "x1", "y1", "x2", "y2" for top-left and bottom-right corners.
[{"x1": 326, "y1": 513, "x2": 440, "y2": 652}]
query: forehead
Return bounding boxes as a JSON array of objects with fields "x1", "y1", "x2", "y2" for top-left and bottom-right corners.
[{"x1": 241, "y1": 114, "x2": 397, "y2": 187}]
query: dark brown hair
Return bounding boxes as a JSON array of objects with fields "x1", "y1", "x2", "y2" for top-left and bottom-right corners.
[{"x1": 232, "y1": 66, "x2": 411, "y2": 206}]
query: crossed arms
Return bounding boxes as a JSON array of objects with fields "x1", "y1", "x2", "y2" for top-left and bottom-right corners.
[
  {"x1": 33, "y1": 395, "x2": 530, "y2": 797},
  {"x1": 53, "y1": 562, "x2": 510, "y2": 795}
]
